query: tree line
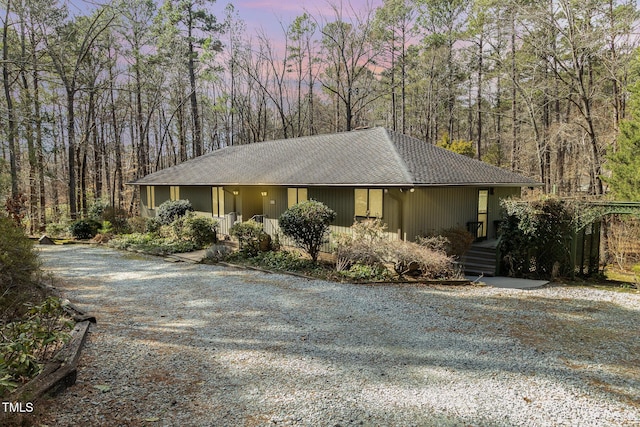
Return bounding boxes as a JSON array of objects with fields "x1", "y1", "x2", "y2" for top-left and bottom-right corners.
[{"x1": 1, "y1": 0, "x2": 639, "y2": 232}]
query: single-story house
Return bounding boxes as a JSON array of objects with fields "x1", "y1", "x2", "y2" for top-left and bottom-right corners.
[{"x1": 130, "y1": 127, "x2": 540, "y2": 242}]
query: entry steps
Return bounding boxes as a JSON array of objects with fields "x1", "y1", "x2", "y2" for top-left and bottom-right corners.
[{"x1": 460, "y1": 244, "x2": 497, "y2": 277}]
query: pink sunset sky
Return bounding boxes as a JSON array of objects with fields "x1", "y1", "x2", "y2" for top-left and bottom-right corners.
[{"x1": 231, "y1": 0, "x2": 384, "y2": 36}]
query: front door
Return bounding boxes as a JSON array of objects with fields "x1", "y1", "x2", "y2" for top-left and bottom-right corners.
[{"x1": 477, "y1": 189, "x2": 488, "y2": 239}]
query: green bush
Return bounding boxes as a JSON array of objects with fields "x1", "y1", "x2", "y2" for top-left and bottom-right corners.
[
  {"x1": 230, "y1": 220, "x2": 267, "y2": 256},
  {"x1": 102, "y1": 206, "x2": 130, "y2": 234},
  {"x1": 156, "y1": 199, "x2": 193, "y2": 225},
  {"x1": 499, "y1": 197, "x2": 574, "y2": 279},
  {"x1": 107, "y1": 232, "x2": 197, "y2": 255},
  {"x1": 87, "y1": 199, "x2": 108, "y2": 221},
  {"x1": 146, "y1": 217, "x2": 162, "y2": 234},
  {"x1": 0, "y1": 215, "x2": 41, "y2": 319},
  {"x1": 181, "y1": 214, "x2": 218, "y2": 248},
  {"x1": 69, "y1": 219, "x2": 101, "y2": 240},
  {"x1": 0, "y1": 297, "x2": 73, "y2": 396},
  {"x1": 253, "y1": 250, "x2": 311, "y2": 271},
  {"x1": 45, "y1": 220, "x2": 71, "y2": 238},
  {"x1": 279, "y1": 200, "x2": 336, "y2": 263},
  {"x1": 338, "y1": 262, "x2": 390, "y2": 281},
  {"x1": 127, "y1": 216, "x2": 148, "y2": 234}
]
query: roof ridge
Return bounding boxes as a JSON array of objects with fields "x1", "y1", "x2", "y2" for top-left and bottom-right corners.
[{"x1": 379, "y1": 128, "x2": 416, "y2": 185}]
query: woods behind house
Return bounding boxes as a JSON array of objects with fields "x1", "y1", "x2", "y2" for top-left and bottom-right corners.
[{"x1": 1, "y1": 0, "x2": 640, "y2": 232}]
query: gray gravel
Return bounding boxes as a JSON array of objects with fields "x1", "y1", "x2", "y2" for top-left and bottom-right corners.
[{"x1": 36, "y1": 245, "x2": 639, "y2": 426}]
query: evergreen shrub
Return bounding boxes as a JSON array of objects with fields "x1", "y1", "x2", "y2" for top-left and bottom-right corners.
[
  {"x1": 279, "y1": 200, "x2": 336, "y2": 263},
  {"x1": 156, "y1": 199, "x2": 193, "y2": 225},
  {"x1": 230, "y1": 220, "x2": 266, "y2": 256},
  {"x1": 179, "y1": 213, "x2": 218, "y2": 248},
  {"x1": 69, "y1": 219, "x2": 101, "y2": 240},
  {"x1": 499, "y1": 197, "x2": 574, "y2": 279},
  {"x1": 0, "y1": 215, "x2": 41, "y2": 319}
]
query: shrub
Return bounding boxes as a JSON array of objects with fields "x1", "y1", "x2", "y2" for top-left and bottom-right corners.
[
  {"x1": 102, "y1": 206, "x2": 130, "y2": 234},
  {"x1": 279, "y1": 200, "x2": 336, "y2": 263},
  {"x1": 107, "y1": 232, "x2": 197, "y2": 255},
  {"x1": 230, "y1": 220, "x2": 267, "y2": 256},
  {"x1": 0, "y1": 215, "x2": 41, "y2": 319},
  {"x1": 156, "y1": 199, "x2": 193, "y2": 225},
  {"x1": 180, "y1": 213, "x2": 218, "y2": 248},
  {"x1": 45, "y1": 220, "x2": 71, "y2": 238},
  {"x1": 127, "y1": 216, "x2": 148, "y2": 234},
  {"x1": 333, "y1": 219, "x2": 386, "y2": 272},
  {"x1": 69, "y1": 219, "x2": 101, "y2": 240},
  {"x1": 333, "y1": 219, "x2": 458, "y2": 280},
  {"x1": 385, "y1": 240, "x2": 456, "y2": 279},
  {"x1": 417, "y1": 227, "x2": 475, "y2": 258},
  {"x1": 205, "y1": 243, "x2": 234, "y2": 262},
  {"x1": 0, "y1": 297, "x2": 73, "y2": 396},
  {"x1": 253, "y1": 250, "x2": 312, "y2": 271},
  {"x1": 338, "y1": 262, "x2": 390, "y2": 281},
  {"x1": 499, "y1": 197, "x2": 574, "y2": 279},
  {"x1": 146, "y1": 217, "x2": 162, "y2": 234},
  {"x1": 440, "y1": 227, "x2": 475, "y2": 258},
  {"x1": 87, "y1": 199, "x2": 108, "y2": 221}
]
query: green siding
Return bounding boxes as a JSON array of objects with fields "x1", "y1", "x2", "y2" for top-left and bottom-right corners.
[
  {"x1": 137, "y1": 184, "x2": 524, "y2": 244},
  {"x1": 262, "y1": 187, "x2": 288, "y2": 220},
  {"x1": 180, "y1": 186, "x2": 213, "y2": 214},
  {"x1": 309, "y1": 188, "x2": 354, "y2": 227},
  {"x1": 155, "y1": 186, "x2": 171, "y2": 207},
  {"x1": 404, "y1": 187, "x2": 478, "y2": 240}
]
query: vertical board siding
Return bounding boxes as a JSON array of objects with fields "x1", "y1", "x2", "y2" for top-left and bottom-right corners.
[
  {"x1": 154, "y1": 186, "x2": 171, "y2": 208},
  {"x1": 404, "y1": 187, "x2": 477, "y2": 240},
  {"x1": 137, "y1": 185, "x2": 524, "y2": 246},
  {"x1": 382, "y1": 188, "x2": 402, "y2": 236},
  {"x1": 180, "y1": 186, "x2": 213, "y2": 214},
  {"x1": 262, "y1": 187, "x2": 288, "y2": 220},
  {"x1": 309, "y1": 187, "x2": 354, "y2": 227}
]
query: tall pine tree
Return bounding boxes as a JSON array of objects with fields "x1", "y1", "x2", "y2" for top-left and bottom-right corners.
[{"x1": 605, "y1": 65, "x2": 640, "y2": 201}]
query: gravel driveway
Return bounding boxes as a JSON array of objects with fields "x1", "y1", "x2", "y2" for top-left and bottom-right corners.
[{"x1": 35, "y1": 245, "x2": 639, "y2": 426}]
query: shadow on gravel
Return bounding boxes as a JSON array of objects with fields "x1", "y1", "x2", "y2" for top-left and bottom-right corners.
[{"x1": 37, "y1": 245, "x2": 640, "y2": 425}]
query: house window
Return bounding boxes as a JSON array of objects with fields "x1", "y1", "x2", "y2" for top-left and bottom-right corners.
[
  {"x1": 170, "y1": 186, "x2": 180, "y2": 201},
  {"x1": 146, "y1": 186, "x2": 156, "y2": 209},
  {"x1": 212, "y1": 186, "x2": 225, "y2": 217},
  {"x1": 287, "y1": 188, "x2": 308, "y2": 208},
  {"x1": 354, "y1": 188, "x2": 383, "y2": 218}
]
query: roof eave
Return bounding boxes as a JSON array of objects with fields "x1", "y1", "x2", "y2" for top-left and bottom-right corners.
[{"x1": 127, "y1": 181, "x2": 542, "y2": 187}]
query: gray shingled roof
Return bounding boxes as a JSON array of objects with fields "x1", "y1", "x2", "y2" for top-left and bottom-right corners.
[{"x1": 132, "y1": 127, "x2": 539, "y2": 187}]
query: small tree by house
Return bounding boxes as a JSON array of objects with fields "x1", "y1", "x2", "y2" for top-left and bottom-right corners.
[{"x1": 279, "y1": 200, "x2": 336, "y2": 263}]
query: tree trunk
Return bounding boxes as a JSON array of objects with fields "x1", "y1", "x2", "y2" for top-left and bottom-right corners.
[
  {"x1": 188, "y1": 29, "x2": 202, "y2": 157},
  {"x1": 67, "y1": 87, "x2": 78, "y2": 219},
  {"x1": 3, "y1": 0, "x2": 19, "y2": 198}
]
